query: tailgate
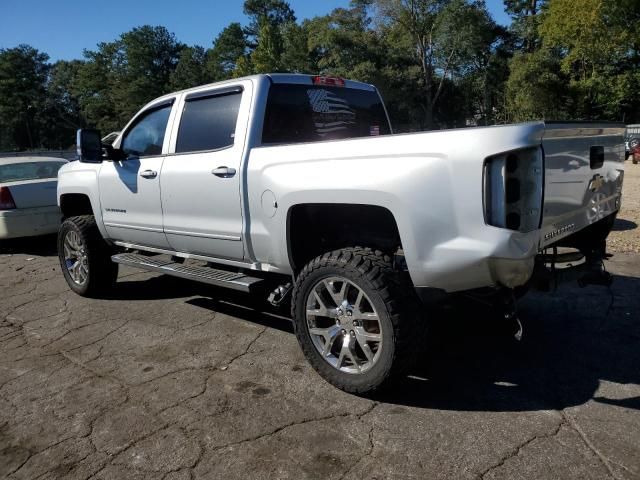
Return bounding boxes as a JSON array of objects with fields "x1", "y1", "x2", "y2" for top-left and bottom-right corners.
[{"x1": 541, "y1": 123, "x2": 624, "y2": 247}]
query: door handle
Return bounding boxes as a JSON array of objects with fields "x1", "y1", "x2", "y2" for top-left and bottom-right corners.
[
  {"x1": 140, "y1": 170, "x2": 158, "y2": 179},
  {"x1": 212, "y1": 166, "x2": 236, "y2": 178}
]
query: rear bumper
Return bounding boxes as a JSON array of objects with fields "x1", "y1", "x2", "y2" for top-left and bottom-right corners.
[{"x1": 0, "y1": 206, "x2": 62, "y2": 239}]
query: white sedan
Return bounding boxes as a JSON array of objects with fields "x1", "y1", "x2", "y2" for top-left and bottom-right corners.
[{"x1": 0, "y1": 157, "x2": 68, "y2": 239}]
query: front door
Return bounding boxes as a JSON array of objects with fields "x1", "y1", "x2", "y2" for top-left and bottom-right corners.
[
  {"x1": 161, "y1": 85, "x2": 248, "y2": 260},
  {"x1": 99, "y1": 100, "x2": 174, "y2": 249}
]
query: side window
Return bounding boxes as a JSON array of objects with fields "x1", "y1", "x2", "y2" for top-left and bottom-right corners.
[
  {"x1": 176, "y1": 91, "x2": 242, "y2": 154},
  {"x1": 122, "y1": 104, "x2": 172, "y2": 158}
]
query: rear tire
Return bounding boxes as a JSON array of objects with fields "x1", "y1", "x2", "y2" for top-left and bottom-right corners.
[
  {"x1": 291, "y1": 247, "x2": 425, "y2": 394},
  {"x1": 58, "y1": 215, "x2": 118, "y2": 297}
]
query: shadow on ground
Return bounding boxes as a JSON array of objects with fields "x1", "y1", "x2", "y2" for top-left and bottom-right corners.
[
  {"x1": 613, "y1": 218, "x2": 638, "y2": 231},
  {"x1": 103, "y1": 269, "x2": 640, "y2": 415},
  {"x1": 0, "y1": 234, "x2": 58, "y2": 256}
]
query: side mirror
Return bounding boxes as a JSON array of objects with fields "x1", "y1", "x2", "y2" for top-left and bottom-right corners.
[{"x1": 77, "y1": 129, "x2": 103, "y2": 163}]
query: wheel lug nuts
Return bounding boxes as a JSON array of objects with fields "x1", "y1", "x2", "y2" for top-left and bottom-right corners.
[
  {"x1": 347, "y1": 311, "x2": 352, "y2": 316},
  {"x1": 350, "y1": 330, "x2": 355, "y2": 336},
  {"x1": 341, "y1": 329, "x2": 347, "y2": 335}
]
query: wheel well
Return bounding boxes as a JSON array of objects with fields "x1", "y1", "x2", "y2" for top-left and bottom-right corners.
[
  {"x1": 60, "y1": 194, "x2": 93, "y2": 219},
  {"x1": 287, "y1": 204, "x2": 402, "y2": 272}
]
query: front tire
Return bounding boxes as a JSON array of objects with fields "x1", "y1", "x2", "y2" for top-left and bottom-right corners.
[
  {"x1": 291, "y1": 247, "x2": 424, "y2": 394},
  {"x1": 58, "y1": 215, "x2": 118, "y2": 297}
]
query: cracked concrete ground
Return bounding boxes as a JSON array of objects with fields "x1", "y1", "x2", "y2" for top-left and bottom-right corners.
[{"x1": 1, "y1": 237, "x2": 639, "y2": 479}]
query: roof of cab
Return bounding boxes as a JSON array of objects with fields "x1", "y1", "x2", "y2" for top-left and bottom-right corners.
[{"x1": 147, "y1": 73, "x2": 377, "y2": 107}]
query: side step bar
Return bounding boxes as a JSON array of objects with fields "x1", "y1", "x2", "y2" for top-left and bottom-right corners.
[{"x1": 112, "y1": 253, "x2": 264, "y2": 293}]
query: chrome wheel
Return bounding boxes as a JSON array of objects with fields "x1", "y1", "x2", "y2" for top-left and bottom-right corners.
[
  {"x1": 306, "y1": 276, "x2": 383, "y2": 374},
  {"x1": 63, "y1": 230, "x2": 88, "y2": 285}
]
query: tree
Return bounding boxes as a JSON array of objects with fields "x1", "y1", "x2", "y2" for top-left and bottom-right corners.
[
  {"x1": 250, "y1": 18, "x2": 284, "y2": 73},
  {"x1": 206, "y1": 23, "x2": 248, "y2": 80},
  {"x1": 537, "y1": 0, "x2": 640, "y2": 121},
  {"x1": 307, "y1": 3, "x2": 382, "y2": 81},
  {"x1": 280, "y1": 22, "x2": 315, "y2": 74},
  {"x1": 170, "y1": 46, "x2": 208, "y2": 90},
  {"x1": 78, "y1": 26, "x2": 183, "y2": 132},
  {"x1": 370, "y1": 0, "x2": 499, "y2": 128},
  {"x1": 243, "y1": 0, "x2": 296, "y2": 41},
  {"x1": 505, "y1": 48, "x2": 569, "y2": 121},
  {"x1": 503, "y1": 0, "x2": 546, "y2": 52},
  {"x1": 43, "y1": 60, "x2": 85, "y2": 148},
  {"x1": 0, "y1": 45, "x2": 49, "y2": 150}
]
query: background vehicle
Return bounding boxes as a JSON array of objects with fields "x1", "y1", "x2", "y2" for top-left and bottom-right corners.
[
  {"x1": 101, "y1": 132, "x2": 121, "y2": 146},
  {"x1": 626, "y1": 124, "x2": 640, "y2": 158},
  {"x1": 57, "y1": 74, "x2": 624, "y2": 394},
  {"x1": 630, "y1": 138, "x2": 640, "y2": 164},
  {"x1": 0, "y1": 157, "x2": 66, "y2": 239}
]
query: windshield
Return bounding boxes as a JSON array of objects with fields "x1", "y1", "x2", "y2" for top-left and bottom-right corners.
[
  {"x1": 262, "y1": 84, "x2": 391, "y2": 145},
  {"x1": 0, "y1": 161, "x2": 66, "y2": 183}
]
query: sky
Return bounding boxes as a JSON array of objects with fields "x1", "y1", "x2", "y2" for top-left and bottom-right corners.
[{"x1": 0, "y1": 0, "x2": 511, "y2": 62}]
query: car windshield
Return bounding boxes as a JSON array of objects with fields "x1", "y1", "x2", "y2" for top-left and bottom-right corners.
[
  {"x1": 0, "y1": 161, "x2": 66, "y2": 183},
  {"x1": 262, "y1": 84, "x2": 391, "y2": 145}
]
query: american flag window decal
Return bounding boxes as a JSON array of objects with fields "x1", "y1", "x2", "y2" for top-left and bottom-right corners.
[{"x1": 306, "y1": 89, "x2": 357, "y2": 138}]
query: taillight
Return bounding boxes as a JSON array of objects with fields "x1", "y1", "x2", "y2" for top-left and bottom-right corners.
[
  {"x1": 312, "y1": 76, "x2": 345, "y2": 87},
  {"x1": 483, "y1": 147, "x2": 543, "y2": 232},
  {"x1": 0, "y1": 187, "x2": 16, "y2": 210}
]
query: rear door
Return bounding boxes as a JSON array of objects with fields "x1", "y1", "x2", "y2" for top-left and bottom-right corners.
[
  {"x1": 99, "y1": 99, "x2": 176, "y2": 249},
  {"x1": 160, "y1": 82, "x2": 251, "y2": 260}
]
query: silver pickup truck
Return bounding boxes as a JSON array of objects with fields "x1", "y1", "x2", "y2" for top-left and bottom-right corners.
[{"x1": 57, "y1": 74, "x2": 624, "y2": 393}]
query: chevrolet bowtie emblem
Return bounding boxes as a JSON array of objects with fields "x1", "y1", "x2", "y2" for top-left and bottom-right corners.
[{"x1": 588, "y1": 174, "x2": 605, "y2": 192}]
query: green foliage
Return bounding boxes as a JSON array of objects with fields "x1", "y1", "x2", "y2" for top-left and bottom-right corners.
[
  {"x1": 251, "y1": 19, "x2": 285, "y2": 73},
  {"x1": 506, "y1": 0, "x2": 640, "y2": 122},
  {"x1": 44, "y1": 60, "x2": 85, "y2": 148},
  {"x1": 170, "y1": 46, "x2": 208, "y2": 91},
  {"x1": 1, "y1": 0, "x2": 638, "y2": 151},
  {"x1": 503, "y1": 0, "x2": 546, "y2": 51},
  {"x1": 243, "y1": 0, "x2": 296, "y2": 41},
  {"x1": 206, "y1": 23, "x2": 248, "y2": 79},
  {"x1": 505, "y1": 48, "x2": 569, "y2": 120},
  {"x1": 0, "y1": 45, "x2": 49, "y2": 150}
]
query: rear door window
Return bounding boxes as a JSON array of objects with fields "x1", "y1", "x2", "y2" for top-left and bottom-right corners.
[
  {"x1": 176, "y1": 90, "x2": 242, "y2": 153},
  {"x1": 262, "y1": 84, "x2": 391, "y2": 145},
  {"x1": 0, "y1": 161, "x2": 66, "y2": 183}
]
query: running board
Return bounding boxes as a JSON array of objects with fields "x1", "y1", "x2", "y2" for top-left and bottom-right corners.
[{"x1": 111, "y1": 253, "x2": 264, "y2": 293}]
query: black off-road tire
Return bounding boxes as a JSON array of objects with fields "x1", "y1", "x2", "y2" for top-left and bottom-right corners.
[
  {"x1": 58, "y1": 215, "x2": 118, "y2": 297},
  {"x1": 291, "y1": 247, "x2": 425, "y2": 394}
]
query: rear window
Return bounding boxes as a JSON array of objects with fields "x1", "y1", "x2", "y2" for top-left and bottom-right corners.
[
  {"x1": 0, "y1": 161, "x2": 66, "y2": 183},
  {"x1": 262, "y1": 84, "x2": 390, "y2": 145}
]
